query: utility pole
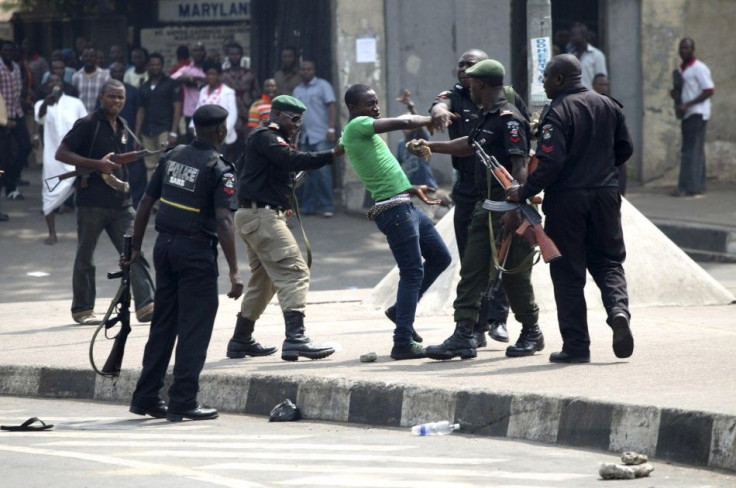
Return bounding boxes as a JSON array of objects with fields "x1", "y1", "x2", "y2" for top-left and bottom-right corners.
[{"x1": 527, "y1": 0, "x2": 552, "y2": 115}]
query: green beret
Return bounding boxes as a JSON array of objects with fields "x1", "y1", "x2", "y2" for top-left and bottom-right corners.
[
  {"x1": 465, "y1": 59, "x2": 505, "y2": 86},
  {"x1": 192, "y1": 104, "x2": 229, "y2": 127},
  {"x1": 271, "y1": 95, "x2": 307, "y2": 113}
]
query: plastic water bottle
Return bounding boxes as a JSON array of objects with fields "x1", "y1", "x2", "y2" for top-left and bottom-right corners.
[{"x1": 411, "y1": 420, "x2": 460, "y2": 436}]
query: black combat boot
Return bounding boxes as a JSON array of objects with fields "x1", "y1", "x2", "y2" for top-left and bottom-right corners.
[
  {"x1": 384, "y1": 305, "x2": 423, "y2": 343},
  {"x1": 425, "y1": 319, "x2": 477, "y2": 360},
  {"x1": 505, "y1": 324, "x2": 545, "y2": 357},
  {"x1": 282, "y1": 311, "x2": 335, "y2": 361},
  {"x1": 227, "y1": 314, "x2": 278, "y2": 358},
  {"x1": 474, "y1": 322, "x2": 488, "y2": 348}
]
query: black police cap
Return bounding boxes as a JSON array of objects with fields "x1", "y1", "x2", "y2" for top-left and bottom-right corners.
[{"x1": 193, "y1": 104, "x2": 229, "y2": 127}]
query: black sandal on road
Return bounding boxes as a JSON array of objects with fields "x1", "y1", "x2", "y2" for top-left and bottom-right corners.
[{"x1": 1, "y1": 417, "x2": 54, "y2": 432}]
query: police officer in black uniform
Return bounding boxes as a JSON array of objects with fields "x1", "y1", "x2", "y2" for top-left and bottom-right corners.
[
  {"x1": 430, "y1": 49, "x2": 530, "y2": 347},
  {"x1": 417, "y1": 59, "x2": 544, "y2": 361},
  {"x1": 507, "y1": 54, "x2": 635, "y2": 364},
  {"x1": 226, "y1": 95, "x2": 340, "y2": 362},
  {"x1": 128, "y1": 104, "x2": 243, "y2": 421}
]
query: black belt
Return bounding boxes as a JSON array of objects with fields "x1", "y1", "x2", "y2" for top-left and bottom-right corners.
[
  {"x1": 159, "y1": 231, "x2": 216, "y2": 245},
  {"x1": 239, "y1": 199, "x2": 287, "y2": 211}
]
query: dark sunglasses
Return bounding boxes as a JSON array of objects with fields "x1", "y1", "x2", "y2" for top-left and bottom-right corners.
[
  {"x1": 281, "y1": 111, "x2": 302, "y2": 123},
  {"x1": 457, "y1": 61, "x2": 476, "y2": 68}
]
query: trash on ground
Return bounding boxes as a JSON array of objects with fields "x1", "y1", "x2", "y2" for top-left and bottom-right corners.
[
  {"x1": 360, "y1": 352, "x2": 377, "y2": 362},
  {"x1": 269, "y1": 399, "x2": 301, "y2": 422},
  {"x1": 411, "y1": 420, "x2": 460, "y2": 436},
  {"x1": 1, "y1": 417, "x2": 54, "y2": 431}
]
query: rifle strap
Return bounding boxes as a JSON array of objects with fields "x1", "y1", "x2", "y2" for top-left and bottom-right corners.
[
  {"x1": 290, "y1": 175, "x2": 312, "y2": 269},
  {"x1": 121, "y1": 118, "x2": 145, "y2": 149},
  {"x1": 485, "y1": 167, "x2": 537, "y2": 276}
]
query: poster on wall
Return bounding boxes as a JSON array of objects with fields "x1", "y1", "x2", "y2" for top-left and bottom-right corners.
[
  {"x1": 530, "y1": 37, "x2": 551, "y2": 107},
  {"x1": 141, "y1": 24, "x2": 250, "y2": 72}
]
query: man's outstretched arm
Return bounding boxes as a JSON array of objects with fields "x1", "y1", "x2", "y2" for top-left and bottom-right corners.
[{"x1": 373, "y1": 114, "x2": 432, "y2": 135}]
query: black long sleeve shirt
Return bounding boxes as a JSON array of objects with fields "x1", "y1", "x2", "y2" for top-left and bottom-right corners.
[
  {"x1": 238, "y1": 123, "x2": 333, "y2": 209},
  {"x1": 518, "y1": 84, "x2": 634, "y2": 201}
]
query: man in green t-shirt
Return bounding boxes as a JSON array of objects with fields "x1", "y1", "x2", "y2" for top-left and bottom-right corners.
[{"x1": 340, "y1": 83, "x2": 452, "y2": 360}]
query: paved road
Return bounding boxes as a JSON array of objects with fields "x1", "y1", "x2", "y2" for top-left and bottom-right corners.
[
  {"x1": 1, "y1": 396, "x2": 733, "y2": 488},
  {"x1": 0, "y1": 182, "x2": 396, "y2": 304}
]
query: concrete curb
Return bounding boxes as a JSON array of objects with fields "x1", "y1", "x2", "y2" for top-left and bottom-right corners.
[
  {"x1": 2, "y1": 365, "x2": 734, "y2": 472},
  {"x1": 653, "y1": 219, "x2": 736, "y2": 263}
]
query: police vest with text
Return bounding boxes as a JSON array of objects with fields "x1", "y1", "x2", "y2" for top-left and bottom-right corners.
[{"x1": 156, "y1": 145, "x2": 222, "y2": 239}]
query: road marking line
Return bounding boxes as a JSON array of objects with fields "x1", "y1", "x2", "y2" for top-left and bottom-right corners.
[
  {"x1": 274, "y1": 475, "x2": 550, "y2": 488},
  {"x1": 129, "y1": 450, "x2": 495, "y2": 465},
  {"x1": 0, "y1": 443, "x2": 266, "y2": 488},
  {"x1": 39, "y1": 440, "x2": 411, "y2": 452},
  {"x1": 1, "y1": 431, "x2": 310, "y2": 440},
  {"x1": 202, "y1": 462, "x2": 590, "y2": 480}
]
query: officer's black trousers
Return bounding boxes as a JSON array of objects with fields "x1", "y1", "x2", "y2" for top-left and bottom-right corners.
[
  {"x1": 543, "y1": 188, "x2": 629, "y2": 355},
  {"x1": 132, "y1": 234, "x2": 219, "y2": 413}
]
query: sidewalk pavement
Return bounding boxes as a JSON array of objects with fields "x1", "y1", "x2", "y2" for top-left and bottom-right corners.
[
  {"x1": 625, "y1": 180, "x2": 736, "y2": 262},
  {"x1": 1, "y1": 166, "x2": 735, "y2": 473}
]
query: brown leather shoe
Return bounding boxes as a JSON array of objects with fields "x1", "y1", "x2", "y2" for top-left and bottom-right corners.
[
  {"x1": 136, "y1": 302, "x2": 154, "y2": 323},
  {"x1": 72, "y1": 310, "x2": 102, "y2": 325}
]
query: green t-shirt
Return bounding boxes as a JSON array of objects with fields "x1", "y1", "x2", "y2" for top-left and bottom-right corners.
[{"x1": 340, "y1": 116, "x2": 411, "y2": 201}]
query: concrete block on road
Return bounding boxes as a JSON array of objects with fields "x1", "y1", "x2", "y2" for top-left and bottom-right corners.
[
  {"x1": 348, "y1": 382, "x2": 403, "y2": 427},
  {"x1": 0, "y1": 365, "x2": 41, "y2": 397},
  {"x1": 657, "y1": 409, "x2": 713, "y2": 466},
  {"x1": 558, "y1": 399, "x2": 614, "y2": 451},
  {"x1": 455, "y1": 391, "x2": 512, "y2": 437},
  {"x1": 93, "y1": 370, "x2": 137, "y2": 404},
  {"x1": 610, "y1": 404, "x2": 660, "y2": 456},
  {"x1": 400, "y1": 386, "x2": 457, "y2": 427},
  {"x1": 507, "y1": 393, "x2": 563, "y2": 443},
  {"x1": 39, "y1": 367, "x2": 95, "y2": 399},
  {"x1": 297, "y1": 378, "x2": 351, "y2": 422},
  {"x1": 245, "y1": 376, "x2": 299, "y2": 416},
  {"x1": 199, "y1": 373, "x2": 249, "y2": 413},
  {"x1": 709, "y1": 415, "x2": 736, "y2": 471}
]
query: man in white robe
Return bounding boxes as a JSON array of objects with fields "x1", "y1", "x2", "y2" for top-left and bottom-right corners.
[{"x1": 34, "y1": 74, "x2": 87, "y2": 244}]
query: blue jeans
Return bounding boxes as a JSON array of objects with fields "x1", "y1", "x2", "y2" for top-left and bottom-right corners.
[
  {"x1": 375, "y1": 203, "x2": 451, "y2": 345},
  {"x1": 299, "y1": 140, "x2": 334, "y2": 213},
  {"x1": 72, "y1": 205, "x2": 155, "y2": 315}
]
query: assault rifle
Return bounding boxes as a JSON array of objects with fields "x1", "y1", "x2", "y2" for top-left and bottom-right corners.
[
  {"x1": 471, "y1": 139, "x2": 561, "y2": 263},
  {"x1": 89, "y1": 235, "x2": 133, "y2": 377},
  {"x1": 45, "y1": 148, "x2": 165, "y2": 192},
  {"x1": 477, "y1": 232, "x2": 512, "y2": 329}
]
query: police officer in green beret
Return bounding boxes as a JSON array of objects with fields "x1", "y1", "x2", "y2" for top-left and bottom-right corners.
[
  {"x1": 226, "y1": 95, "x2": 341, "y2": 361},
  {"x1": 414, "y1": 59, "x2": 544, "y2": 361},
  {"x1": 129, "y1": 104, "x2": 243, "y2": 421}
]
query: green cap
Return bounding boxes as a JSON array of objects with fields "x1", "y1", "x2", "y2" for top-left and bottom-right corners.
[
  {"x1": 465, "y1": 59, "x2": 505, "y2": 86},
  {"x1": 271, "y1": 95, "x2": 307, "y2": 113}
]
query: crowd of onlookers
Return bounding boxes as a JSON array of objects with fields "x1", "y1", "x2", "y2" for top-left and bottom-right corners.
[
  {"x1": 0, "y1": 22, "x2": 619, "y2": 226},
  {"x1": 0, "y1": 36, "x2": 340, "y2": 225}
]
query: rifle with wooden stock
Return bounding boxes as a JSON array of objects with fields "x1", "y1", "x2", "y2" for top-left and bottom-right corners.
[
  {"x1": 45, "y1": 148, "x2": 165, "y2": 192},
  {"x1": 89, "y1": 235, "x2": 133, "y2": 377},
  {"x1": 471, "y1": 139, "x2": 561, "y2": 263}
]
